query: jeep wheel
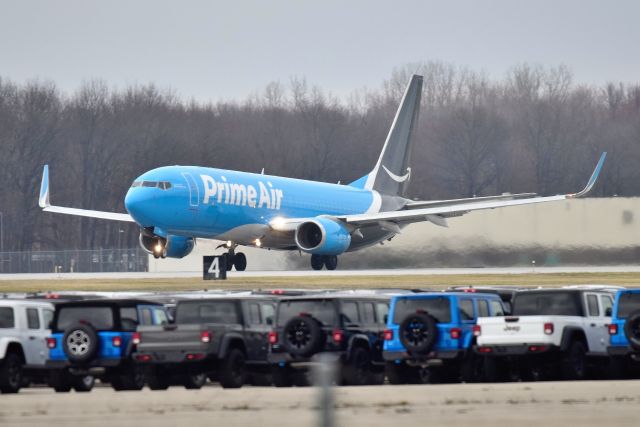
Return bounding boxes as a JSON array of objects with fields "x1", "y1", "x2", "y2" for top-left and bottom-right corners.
[
  {"x1": 73, "y1": 375, "x2": 95, "y2": 392},
  {"x1": 283, "y1": 315, "x2": 323, "y2": 357},
  {"x1": 624, "y1": 311, "x2": 640, "y2": 350},
  {"x1": 398, "y1": 312, "x2": 438, "y2": 354},
  {"x1": 63, "y1": 323, "x2": 99, "y2": 364},
  {"x1": 147, "y1": 369, "x2": 170, "y2": 391},
  {"x1": 111, "y1": 366, "x2": 145, "y2": 391},
  {"x1": 608, "y1": 356, "x2": 627, "y2": 380},
  {"x1": 48, "y1": 370, "x2": 72, "y2": 393},
  {"x1": 183, "y1": 372, "x2": 207, "y2": 389},
  {"x1": 0, "y1": 352, "x2": 23, "y2": 393},
  {"x1": 561, "y1": 340, "x2": 587, "y2": 380},
  {"x1": 271, "y1": 365, "x2": 293, "y2": 387},
  {"x1": 385, "y1": 363, "x2": 419, "y2": 385},
  {"x1": 343, "y1": 346, "x2": 372, "y2": 386},
  {"x1": 219, "y1": 348, "x2": 246, "y2": 389}
]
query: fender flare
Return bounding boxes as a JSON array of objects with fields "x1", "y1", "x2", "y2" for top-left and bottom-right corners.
[
  {"x1": 346, "y1": 334, "x2": 371, "y2": 360},
  {"x1": 218, "y1": 333, "x2": 246, "y2": 359},
  {"x1": 0, "y1": 338, "x2": 23, "y2": 360},
  {"x1": 560, "y1": 327, "x2": 587, "y2": 351}
]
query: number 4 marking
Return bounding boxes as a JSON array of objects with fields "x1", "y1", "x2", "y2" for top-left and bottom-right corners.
[{"x1": 208, "y1": 257, "x2": 220, "y2": 278}]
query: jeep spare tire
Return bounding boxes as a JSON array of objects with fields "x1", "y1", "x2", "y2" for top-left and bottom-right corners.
[
  {"x1": 399, "y1": 312, "x2": 438, "y2": 354},
  {"x1": 283, "y1": 315, "x2": 323, "y2": 357},
  {"x1": 624, "y1": 310, "x2": 640, "y2": 350},
  {"x1": 63, "y1": 323, "x2": 99, "y2": 364}
]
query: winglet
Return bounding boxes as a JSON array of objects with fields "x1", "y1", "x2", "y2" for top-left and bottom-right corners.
[
  {"x1": 568, "y1": 152, "x2": 606, "y2": 198},
  {"x1": 39, "y1": 165, "x2": 50, "y2": 208}
]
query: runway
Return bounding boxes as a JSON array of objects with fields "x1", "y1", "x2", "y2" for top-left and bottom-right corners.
[
  {"x1": 3, "y1": 265, "x2": 640, "y2": 281},
  {"x1": 1, "y1": 381, "x2": 637, "y2": 427}
]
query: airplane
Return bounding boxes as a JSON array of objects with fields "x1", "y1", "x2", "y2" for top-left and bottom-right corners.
[{"x1": 38, "y1": 74, "x2": 607, "y2": 271}]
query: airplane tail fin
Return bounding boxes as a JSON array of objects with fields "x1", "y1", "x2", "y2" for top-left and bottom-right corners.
[{"x1": 354, "y1": 74, "x2": 422, "y2": 196}]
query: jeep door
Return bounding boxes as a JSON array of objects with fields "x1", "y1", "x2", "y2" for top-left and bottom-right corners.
[
  {"x1": 244, "y1": 301, "x2": 274, "y2": 362},
  {"x1": 23, "y1": 306, "x2": 51, "y2": 366},
  {"x1": 583, "y1": 293, "x2": 609, "y2": 354}
]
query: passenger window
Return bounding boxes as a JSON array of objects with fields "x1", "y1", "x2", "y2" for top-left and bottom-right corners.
[
  {"x1": 341, "y1": 302, "x2": 359, "y2": 324},
  {"x1": 249, "y1": 303, "x2": 261, "y2": 324},
  {"x1": 459, "y1": 299, "x2": 474, "y2": 321},
  {"x1": 362, "y1": 303, "x2": 375, "y2": 324},
  {"x1": 43, "y1": 309, "x2": 54, "y2": 329},
  {"x1": 153, "y1": 308, "x2": 169, "y2": 325},
  {"x1": 120, "y1": 307, "x2": 139, "y2": 331},
  {"x1": 261, "y1": 304, "x2": 275, "y2": 325},
  {"x1": 587, "y1": 294, "x2": 599, "y2": 317},
  {"x1": 490, "y1": 301, "x2": 505, "y2": 316},
  {"x1": 376, "y1": 303, "x2": 389, "y2": 325},
  {"x1": 141, "y1": 308, "x2": 153, "y2": 325},
  {"x1": 27, "y1": 308, "x2": 40, "y2": 329},
  {"x1": 0, "y1": 308, "x2": 14, "y2": 328},
  {"x1": 601, "y1": 295, "x2": 613, "y2": 317},
  {"x1": 477, "y1": 300, "x2": 489, "y2": 317}
]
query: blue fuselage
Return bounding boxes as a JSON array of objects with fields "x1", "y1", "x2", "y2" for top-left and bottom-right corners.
[{"x1": 124, "y1": 166, "x2": 379, "y2": 249}]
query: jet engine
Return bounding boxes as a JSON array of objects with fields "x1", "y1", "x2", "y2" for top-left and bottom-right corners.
[
  {"x1": 294, "y1": 217, "x2": 351, "y2": 255},
  {"x1": 139, "y1": 232, "x2": 195, "y2": 259}
]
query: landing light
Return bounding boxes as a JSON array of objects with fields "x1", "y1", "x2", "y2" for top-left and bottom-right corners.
[
  {"x1": 154, "y1": 243, "x2": 163, "y2": 253},
  {"x1": 255, "y1": 239, "x2": 262, "y2": 247},
  {"x1": 226, "y1": 240, "x2": 233, "y2": 248}
]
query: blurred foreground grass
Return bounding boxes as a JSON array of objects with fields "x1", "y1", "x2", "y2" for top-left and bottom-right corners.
[{"x1": 1, "y1": 272, "x2": 639, "y2": 293}]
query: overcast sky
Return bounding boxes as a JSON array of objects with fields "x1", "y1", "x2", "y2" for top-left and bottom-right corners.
[{"x1": 1, "y1": 0, "x2": 639, "y2": 102}]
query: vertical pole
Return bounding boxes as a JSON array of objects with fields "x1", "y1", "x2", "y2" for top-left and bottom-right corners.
[{"x1": 313, "y1": 354, "x2": 337, "y2": 427}]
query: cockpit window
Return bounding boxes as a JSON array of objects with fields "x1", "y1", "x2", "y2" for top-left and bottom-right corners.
[
  {"x1": 131, "y1": 181, "x2": 171, "y2": 189},
  {"x1": 160, "y1": 182, "x2": 172, "y2": 190},
  {"x1": 142, "y1": 181, "x2": 158, "y2": 188},
  {"x1": 131, "y1": 181, "x2": 142, "y2": 188}
]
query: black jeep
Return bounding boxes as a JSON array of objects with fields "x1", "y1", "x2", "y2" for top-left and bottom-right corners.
[{"x1": 268, "y1": 293, "x2": 393, "y2": 386}]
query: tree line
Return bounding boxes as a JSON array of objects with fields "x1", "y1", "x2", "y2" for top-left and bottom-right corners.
[{"x1": 1, "y1": 62, "x2": 639, "y2": 252}]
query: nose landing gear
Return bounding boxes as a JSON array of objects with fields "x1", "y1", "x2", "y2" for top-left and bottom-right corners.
[
  {"x1": 310, "y1": 254, "x2": 338, "y2": 271},
  {"x1": 152, "y1": 239, "x2": 167, "y2": 259}
]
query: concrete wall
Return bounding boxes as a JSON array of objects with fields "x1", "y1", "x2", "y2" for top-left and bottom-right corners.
[{"x1": 148, "y1": 197, "x2": 640, "y2": 271}]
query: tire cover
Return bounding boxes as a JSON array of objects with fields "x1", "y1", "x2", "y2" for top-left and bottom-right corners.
[
  {"x1": 399, "y1": 312, "x2": 438, "y2": 354},
  {"x1": 283, "y1": 315, "x2": 323, "y2": 357},
  {"x1": 624, "y1": 310, "x2": 640, "y2": 350},
  {"x1": 62, "y1": 323, "x2": 99, "y2": 364}
]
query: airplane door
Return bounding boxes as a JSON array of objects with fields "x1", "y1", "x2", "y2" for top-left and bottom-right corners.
[{"x1": 182, "y1": 173, "x2": 200, "y2": 207}]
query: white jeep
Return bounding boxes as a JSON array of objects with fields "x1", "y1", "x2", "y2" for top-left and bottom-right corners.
[
  {"x1": 474, "y1": 287, "x2": 617, "y2": 381},
  {"x1": 0, "y1": 299, "x2": 55, "y2": 393}
]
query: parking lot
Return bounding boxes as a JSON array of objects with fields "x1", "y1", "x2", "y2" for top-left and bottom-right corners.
[{"x1": 1, "y1": 380, "x2": 638, "y2": 427}]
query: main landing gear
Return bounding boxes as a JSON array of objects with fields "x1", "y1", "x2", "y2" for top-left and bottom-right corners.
[
  {"x1": 310, "y1": 254, "x2": 338, "y2": 271},
  {"x1": 217, "y1": 242, "x2": 247, "y2": 272}
]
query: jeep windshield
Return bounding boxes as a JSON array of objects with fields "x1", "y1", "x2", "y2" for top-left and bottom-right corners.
[
  {"x1": 57, "y1": 307, "x2": 114, "y2": 331},
  {"x1": 512, "y1": 292, "x2": 582, "y2": 316},
  {"x1": 277, "y1": 299, "x2": 337, "y2": 326},
  {"x1": 617, "y1": 293, "x2": 640, "y2": 318},
  {"x1": 393, "y1": 297, "x2": 451, "y2": 323},
  {"x1": 176, "y1": 301, "x2": 239, "y2": 324}
]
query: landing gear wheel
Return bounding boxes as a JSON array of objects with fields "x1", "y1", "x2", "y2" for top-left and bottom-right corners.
[
  {"x1": 234, "y1": 252, "x2": 247, "y2": 271},
  {"x1": 324, "y1": 255, "x2": 338, "y2": 271},
  {"x1": 310, "y1": 254, "x2": 324, "y2": 270},
  {"x1": 0, "y1": 353, "x2": 23, "y2": 393},
  {"x1": 224, "y1": 253, "x2": 234, "y2": 271}
]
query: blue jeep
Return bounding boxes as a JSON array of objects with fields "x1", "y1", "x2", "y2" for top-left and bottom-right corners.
[
  {"x1": 383, "y1": 292, "x2": 505, "y2": 383},
  {"x1": 46, "y1": 299, "x2": 170, "y2": 391},
  {"x1": 607, "y1": 289, "x2": 640, "y2": 377}
]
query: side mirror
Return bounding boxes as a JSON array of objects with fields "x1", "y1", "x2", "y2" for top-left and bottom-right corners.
[{"x1": 605, "y1": 307, "x2": 612, "y2": 317}]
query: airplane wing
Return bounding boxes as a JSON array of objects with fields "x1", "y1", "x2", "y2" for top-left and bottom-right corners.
[
  {"x1": 38, "y1": 165, "x2": 135, "y2": 222},
  {"x1": 338, "y1": 152, "x2": 607, "y2": 228}
]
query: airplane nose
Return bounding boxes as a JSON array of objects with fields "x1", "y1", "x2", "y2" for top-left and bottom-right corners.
[{"x1": 125, "y1": 188, "x2": 156, "y2": 225}]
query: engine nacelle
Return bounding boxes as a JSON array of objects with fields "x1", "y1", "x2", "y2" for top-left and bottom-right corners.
[
  {"x1": 139, "y1": 232, "x2": 195, "y2": 258},
  {"x1": 295, "y1": 217, "x2": 351, "y2": 256}
]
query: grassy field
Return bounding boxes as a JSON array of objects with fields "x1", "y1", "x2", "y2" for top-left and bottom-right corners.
[{"x1": 1, "y1": 272, "x2": 640, "y2": 293}]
